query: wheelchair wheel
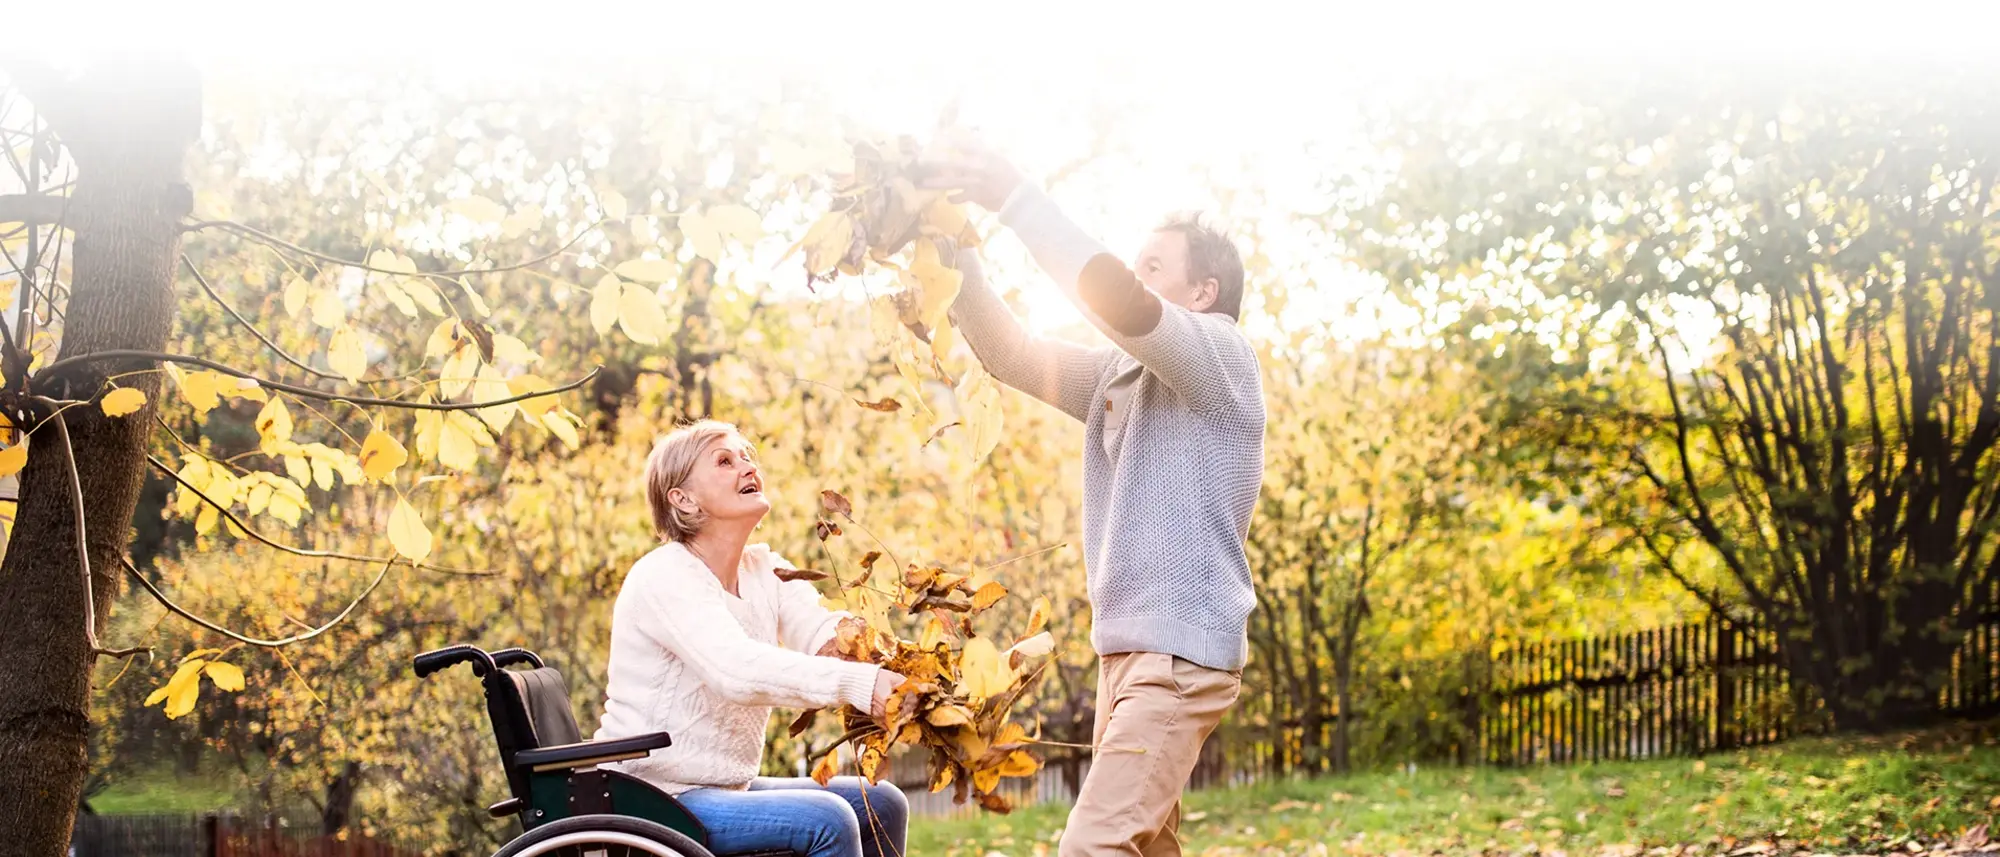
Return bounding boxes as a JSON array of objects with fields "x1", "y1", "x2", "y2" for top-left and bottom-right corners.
[{"x1": 493, "y1": 815, "x2": 714, "y2": 857}]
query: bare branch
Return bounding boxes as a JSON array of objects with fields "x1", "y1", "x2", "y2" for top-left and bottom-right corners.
[
  {"x1": 178, "y1": 254, "x2": 348, "y2": 383},
  {"x1": 35, "y1": 350, "x2": 599, "y2": 412},
  {"x1": 146, "y1": 454, "x2": 496, "y2": 576},
  {"x1": 185, "y1": 217, "x2": 606, "y2": 281},
  {"x1": 120, "y1": 555, "x2": 395, "y2": 648},
  {"x1": 32, "y1": 401, "x2": 99, "y2": 650},
  {"x1": 0, "y1": 193, "x2": 65, "y2": 226}
]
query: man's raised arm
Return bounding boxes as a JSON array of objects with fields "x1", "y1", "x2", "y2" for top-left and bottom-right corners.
[{"x1": 944, "y1": 249, "x2": 1107, "y2": 424}]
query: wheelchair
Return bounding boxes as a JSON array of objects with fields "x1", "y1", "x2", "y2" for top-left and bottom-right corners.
[{"x1": 413, "y1": 644, "x2": 798, "y2": 857}]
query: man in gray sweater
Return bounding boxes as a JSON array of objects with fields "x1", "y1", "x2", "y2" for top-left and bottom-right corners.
[{"x1": 923, "y1": 139, "x2": 1265, "y2": 856}]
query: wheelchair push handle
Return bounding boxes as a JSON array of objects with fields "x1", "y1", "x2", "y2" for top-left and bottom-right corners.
[
  {"x1": 412, "y1": 644, "x2": 498, "y2": 678},
  {"x1": 489, "y1": 648, "x2": 545, "y2": 669}
]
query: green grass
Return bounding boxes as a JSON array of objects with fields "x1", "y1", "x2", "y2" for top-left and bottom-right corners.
[
  {"x1": 86, "y1": 766, "x2": 241, "y2": 814},
  {"x1": 911, "y1": 720, "x2": 2000, "y2": 856}
]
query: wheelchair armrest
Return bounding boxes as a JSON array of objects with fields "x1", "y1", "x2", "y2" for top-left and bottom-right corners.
[{"x1": 513, "y1": 732, "x2": 671, "y2": 772}]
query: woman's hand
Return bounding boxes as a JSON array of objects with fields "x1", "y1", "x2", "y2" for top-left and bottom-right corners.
[{"x1": 870, "y1": 669, "x2": 907, "y2": 717}]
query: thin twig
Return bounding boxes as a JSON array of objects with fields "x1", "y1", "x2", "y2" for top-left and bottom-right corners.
[
  {"x1": 146, "y1": 454, "x2": 495, "y2": 576},
  {"x1": 120, "y1": 555, "x2": 395, "y2": 648},
  {"x1": 981, "y1": 542, "x2": 1068, "y2": 572},
  {"x1": 179, "y1": 254, "x2": 347, "y2": 383},
  {"x1": 43, "y1": 402, "x2": 97, "y2": 650},
  {"x1": 273, "y1": 645, "x2": 326, "y2": 709},
  {"x1": 35, "y1": 350, "x2": 599, "y2": 412},
  {"x1": 186, "y1": 218, "x2": 606, "y2": 280}
]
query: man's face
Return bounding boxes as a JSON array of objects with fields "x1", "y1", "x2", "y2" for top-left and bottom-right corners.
[{"x1": 1136, "y1": 229, "x2": 1217, "y2": 313}]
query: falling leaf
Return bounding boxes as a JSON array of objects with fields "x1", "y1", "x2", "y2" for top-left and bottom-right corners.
[
  {"x1": 100, "y1": 387, "x2": 146, "y2": 417},
  {"x1": 854, "y1": 397, "x2": 902, "y2": 413},
  {"x1": 203, "y1": 661, "x2": 247, "y2": 692},
  {"x1": 618, "y1": 283, "x2": 669, "y2": 345},
  {"x1": 972, "y1": 581, "x2": 1008, "y2": 611},
  {"x1": 359, "y1": 429, "x2": 408, "y2": 482},
  {"x1": 860, "y1": 551, "x2": 883, "y2": 570},
  {"x1": 773, "y1": 567, "x2": 831, "y2": 583},
  {"x1": 815, "y1": 519, "x2": 842, "y2": 541},
  {"x1": 1007, "y1": 632, "x2": 1054, "y2": 661},
  {"x1": 789, "y1": 211, "x2": 856, "y2": 276},
  {"x1": 679, "y1": 209, "x2": 725, "y2": 263},
  {"x1": 589, "y1": 274, "x2": 622, "y2": 336},
  {"x1": 387, "y1": 495, "x2": 433, "y2": 560},
  {"x1": 957, "y1": 637, "x2": 1013, "y2": 701},
  {"x1": 923, "y1": 421, "x2": 961, "y2": 448},
  {"x1": 789, "y1": 708, "x2": 820, "y2": 738},
  {"x1": 1026, "y1": 596, "x2": 1052, "y2": 636},
  {"x1": 820, "y1": 489, "x2": 853, "y2": 518},
  {"x1": 328, "y1": 325, "x2": 368, "y2": 383}
]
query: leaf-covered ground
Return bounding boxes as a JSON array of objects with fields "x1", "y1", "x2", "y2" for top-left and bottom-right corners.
[{"x1": 909, "y1": 720, "x2": 2000, "y2": 856}]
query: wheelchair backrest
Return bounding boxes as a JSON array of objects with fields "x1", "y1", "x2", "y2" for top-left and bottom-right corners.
[{"x1": 484, "y1": 665, "x2": 584, "y2": 800}]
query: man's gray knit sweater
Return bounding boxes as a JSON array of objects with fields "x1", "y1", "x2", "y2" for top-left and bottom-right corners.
[{"x1": 946, "y1": 182, "x2": 1266, "y2": 672}]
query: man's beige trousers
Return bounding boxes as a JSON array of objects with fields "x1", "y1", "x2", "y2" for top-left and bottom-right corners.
[{"x1": 1059, "y1": 652, "x2": 1242, "y2": 856}]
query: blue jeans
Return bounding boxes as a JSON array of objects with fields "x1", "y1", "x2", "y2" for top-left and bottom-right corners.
[{"x1": 676, "y1": 776, "x2": 908, "y2": 857}]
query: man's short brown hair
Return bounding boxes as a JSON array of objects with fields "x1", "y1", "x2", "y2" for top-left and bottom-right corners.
[{"x1": 1155, "y1": 211, "x2": 1246, "y2": 320}]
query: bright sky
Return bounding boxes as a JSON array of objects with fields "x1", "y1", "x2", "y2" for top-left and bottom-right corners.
[{"x1": 22, "y1": 0, "x2": 2000, "y2": 348}]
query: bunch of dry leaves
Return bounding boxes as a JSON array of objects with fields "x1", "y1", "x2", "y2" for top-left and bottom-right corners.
[{"x1": 782, "y1": 489, "x2": 1057, "y2": 813}]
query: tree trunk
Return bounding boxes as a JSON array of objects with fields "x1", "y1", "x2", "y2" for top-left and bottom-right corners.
[{"x1": 0, "y1": 59, "x2": 200, "y2": 856}]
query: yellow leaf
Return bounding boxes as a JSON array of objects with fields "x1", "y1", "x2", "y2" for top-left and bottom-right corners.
[
  {"x1": 705, "y1": 204, "x2": 765, "y2": 243},
  {"x1": 100, "y1": 387, "x2": 146, "y2": 417},
  {"x1": 472, "y1": 364, "x2": 518, "y2": 432},
  {"x1": 203, "y1": 661, "x2": 247, "y2": 692},
  {"x1": 508, "y1": 375, "x2": 559, "y2": 418},
  {"x1": 359, "y1": 429, "x2": 408, "y2": 482},
  {"x1": 174, "y1": 457, "x2": 210, "y2": 516},
  {"x1": 309, "y1": 288, "x2": 346, "y2": 329},
  {"x1": 178, "y1": 370, "x2": 224, "y2": 415},
  {"x1": 1027, "y1": 596, "x2": 1052, "y2": 636},
  {"x1": 311, "y1": 455, "x2": 334, "y2": 492},
  {"x1": 501, "y1": 206, "x2": 543, "y2": 240},
  {"x1": 792, "y1": 212, "x2": 856, "y2": 276},
  {"x1": 491, "y1": 334, "x2": 538, "y2": 366},
  {"x1": 414, "y1": 407, "x2": 442, "y2": 461},
  {"x1": 267, "y1": 479, "x2": 305, "y2": 527},
  {"x1": 222, "y1": 377, "x2": 267, "y2": 403},
  {"x1": 589, "y1": 274, "x2": 621, "y2": 336},
  {"x1": 910, "y1": 238, "x2": 963, "y2": 331},
  {"x1": 973, "y1": 763, "x2": 1001, "y2": 795},
  {"x1": 387, "y1": 495, "x2": 433, "y2": 560},
  {"x1": 282, "y1": 276, "x2": 310, "y2": 318},
  {"x1": 254, "y1": 397, "x2": 293, "y2": 454},
  {"x1": 424, "y1": 320, "x2": 462, "y2": 360},
  {"x1": 284, "y1": 454, "x2": 311, "y2": 488},
  {"x1": 998, "y1": 750, "x2": 1041, "y2": 778},
  {"x1": 601, "y1": 189, "x2": 628, "y2": 222},
  {"x1": 328, "y1": 325, "x2": 367, "y2": 383},
  {"x1": 614, "y1": 258, "x2": 679, "y2": 284},
  {"x1": 810, "y1": 749, "x2": 838, "y2": 787},
  {"x1": 403, "y1": 278, "x2": 446, "y2": 316},
  {"x1": 458, "y1": 278, "x2": 493, "y2": 318},
  {"x1": 681, "y1": 209, "x2": 724, "y2": 262},
  {"x1": 931, "y1": 321, "x2": 957, "y2": 362},
  {"x1": 195, "y1": 504, "x2": 220, "y2": 536},
  {"x1": 929, "y1": 764, "x2": 955, "y2": 793},
  {"x1": 447, "y1": 194, "x2": 507, "y2": 225},
  {"x1": 618, "y1": 284, "x2": 668, "y2": 345},
  {"x1": 152, "y1": 658, "x2": 207, "y2": 719},
  {"x1": 377, "y1": 276, "x2": 418, "y2": 317},
  {"x1": 918, "y1": 616, "x2": 945, "y2": 650},
  {"x1": 972, "y1": 581, "x2": 1008, "y2": 611},
  {"x1": 440, "y1": 345, "x2": 478, "y2": 400},
  {"x1": 440, "y1": 411, "x2": 492, "y2": 471},
  {"x1": 926, "y1": 704, "x2": 974, "y2": 728},
  {"x1": 368, "y1": 249, "x2": 417, "y2": 275},
  {"x1": 244, "y1": 477, "x2": 273, "y2": 516},
  {"x1": 957, "y1": 637, "x2": 1013, "y2": 701},
  {"x1": 0, "y1": 436, "x2": 27, "y2": 478}
]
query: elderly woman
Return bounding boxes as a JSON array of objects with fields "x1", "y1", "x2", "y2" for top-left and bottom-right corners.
[{"x1": 591, "y1": 419, "x2": 909, "y2": 857}]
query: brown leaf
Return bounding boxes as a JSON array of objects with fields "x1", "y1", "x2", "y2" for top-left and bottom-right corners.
[
  {"x1": 815, "y1": 519, "x2": 842, "y2": 541},
  {"x1": 859, "y1": 551, "x2": 883, "y2": 570},
  {"x1": 464, "y1": 319, "x2": 497, "y2": 364},
  {"x1": 820, "y1": 489, "x2": 853, "y2": 519},
  {"x1": 903, "y1": 564, "x2": 939, "y2": 591},
  {"x1": 790, "y1": 708, "x2": 820, "y2": 738},
  {"x1": 854, "y1": 397, "x2": 902, "y2": 413},
  {"x1": 971, "y1": 581, "x2": 1007, "y2": 610},
  {"x1": 911, "y1": 594, "x2": 972, "y2": 614},
  {"x1": 810, "y1": 749, "x2": 838, "y2": 786},
  {"x1": 977, "y1": 791, "x2": 1013, "y2": 814},
  {"x1": 774, "y1": 567, "x2": 832, "y2": 583},
  {"x1": 1956, "y1": 823, "x2": 1989, "y2": 850}
]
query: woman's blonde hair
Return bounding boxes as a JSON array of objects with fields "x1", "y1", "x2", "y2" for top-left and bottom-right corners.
[{"x1": 645, "y1": 419, "x2": 742, "y2": 543}]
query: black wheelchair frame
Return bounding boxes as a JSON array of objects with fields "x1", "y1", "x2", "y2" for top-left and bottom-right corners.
[{"x1": 413, "y1": 643, "x2": 794, "y2": 857}]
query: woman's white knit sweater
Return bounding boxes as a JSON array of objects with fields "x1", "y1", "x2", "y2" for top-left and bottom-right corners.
[{"x1": 590, "y1": 541, "x2": 882, "y2": 794}]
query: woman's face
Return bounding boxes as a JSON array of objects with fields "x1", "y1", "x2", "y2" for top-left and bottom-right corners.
[{"x1": 672, "y1": 432, "x2": 770, "y2": 529}]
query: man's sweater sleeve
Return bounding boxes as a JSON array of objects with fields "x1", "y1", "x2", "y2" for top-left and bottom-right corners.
[
  {"x1": 946, "y1": 249, "x2": 1108, "y2": 423},
  {"x1": 997, "y1": 182, "x2": 1261, "y2": 416}
]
